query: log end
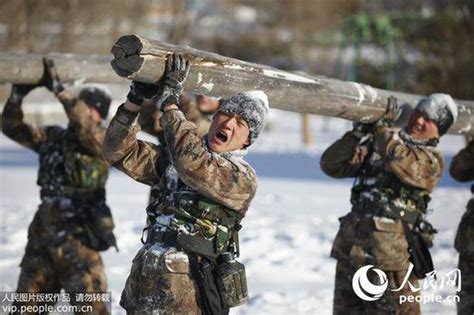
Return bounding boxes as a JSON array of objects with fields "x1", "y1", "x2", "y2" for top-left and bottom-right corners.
[
  {"x1": 110, "y1": 55, "x2": 145, "y2": 79},
  {"x1": 111, "y1": 35, "x2": 148, "y2": 78}
]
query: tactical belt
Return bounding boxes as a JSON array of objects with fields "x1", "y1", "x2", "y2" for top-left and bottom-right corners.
[
  {"x1": 146, "y1": 229, "x2": 221, "y2": 258},
  {"x1": 355, "y1": 201, "x2": 421, "y2": 225},
  {"x1": 41, "y1": 187, "x2": 105, "y2": 203}
]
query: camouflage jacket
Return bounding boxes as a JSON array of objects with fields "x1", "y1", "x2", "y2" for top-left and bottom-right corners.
[
  {"x1": 2, "y1": 90, "x2": 109, "y2": 198},
  {"x1": 102, "y1": 104, "x2": 257, "y2": 222},
  {"x1": 138, "y1": 94, "x2": 212, "y2": 144},
  {"x1": 321, "y1": 126, "x2": 444, "y2": 270},
  {"x1": 450, "y1": 141, "x2": 474, "y2": 255}
]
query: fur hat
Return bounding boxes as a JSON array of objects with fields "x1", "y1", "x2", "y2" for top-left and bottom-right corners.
[
  {"x1": 78, "y1": 84, "x2": 112, "y2": 119},
  {"x1": 415, "y1": 93, "x2": 458, "y2": 136},
  {"x1": 217, "y1": 90, "x2": 269, "y2": 145}
]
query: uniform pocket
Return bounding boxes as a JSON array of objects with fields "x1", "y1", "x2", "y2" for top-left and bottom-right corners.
[
  {"x1": 331, "y1": 212, "x2": 360, "y2": 260},
  {"x1": 372, "y1": 217, "x2": 410, "y2": 269},
  {"x1": 162, "y1": 249, "x2": 190, "y2": 274}
]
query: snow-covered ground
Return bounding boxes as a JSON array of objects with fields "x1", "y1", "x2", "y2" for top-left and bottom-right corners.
[{"x1": 0, "y1": 109, "x2": 471, "y2": 314}]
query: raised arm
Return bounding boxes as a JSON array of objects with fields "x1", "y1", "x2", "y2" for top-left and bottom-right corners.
[
  {"x1": 2, "y1": 84, "x2": 48, "y2": 152},
  {"x1": 42, "y1": 58, "x2": 106, "y2": 157},
  {"x1": 374, "y1": 127, "x2": 444, "y2": 192},
  {"x1": 320, "y1": 128, "x2": 370, "y2": 178},
  {"x1": 102, "y1": 102, "x2": 168, "y2": 186},
  {"x1": 152, "y1": 53, "x2": 257, "y2": 213}
]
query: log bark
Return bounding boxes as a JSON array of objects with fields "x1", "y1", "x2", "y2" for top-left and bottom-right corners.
[
  {"x1": 111, "y1": 35, "x2": 474, "y2": 135},
  {"x1": 0, "y1": 53, "x2": 127, "y2": 84}
]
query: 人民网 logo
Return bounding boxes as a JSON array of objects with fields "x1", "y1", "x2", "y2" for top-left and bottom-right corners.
[{"x1": 352, "y1": 265, "x2": 389, "y2": 301}]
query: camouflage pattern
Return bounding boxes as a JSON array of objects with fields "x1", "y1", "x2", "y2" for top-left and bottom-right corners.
[
  {"x1": 120, "y1": 245, "x2": 200, "y2": 315},
  {"x1": 2, "y1": 90, "x2": 111, "y2": 314},
  {"x1": 12, "y1": 200, "x2": 109, "y2": 315},
  {"x1": 333, "y1": 261, "x2": 420, "y2": 315},
  {"x1": 138, "y1": 93, "x2": 213, "y2": 143},
  {"x1": 102, "y1": 104, "x2": 257, "y2": 313},
  {"x1": 449, "y1": 140, "x2": 474, "y2": 315},
  {"x1": 321, "y1": 126, "x2": 444, "y2": 314}
]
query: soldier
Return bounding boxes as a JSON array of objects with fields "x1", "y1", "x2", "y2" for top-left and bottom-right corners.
[
  {"x1": 102, "y1": 53, "x2": 269, "y2": 314},
  {"x1": 320, "y1": 94, "x2": 458, "y2": 314},
  {"x1": 2, "y1": 58, "x2": 116, "y2": 314},
  {"x1": 450, "y1": 139, "x2": 474, "y2": 315}
]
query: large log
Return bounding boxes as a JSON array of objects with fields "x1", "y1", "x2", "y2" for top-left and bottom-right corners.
[
  {"x1": 111, "y1": 35, "x2": 474, "y2": 135},
  {"x1": 0, "y1": 53, "x2": 127, "y2": 84}
]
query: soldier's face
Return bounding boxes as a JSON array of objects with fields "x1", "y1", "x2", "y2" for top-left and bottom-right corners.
[
  {"x1": 407, "y1": 110, "x2": 439, "y2": 140},
  {"x1": 196, "y1": 95, "x2": 220, "y2": 114},
  {"x1": 89, "y1": 107, "x2": 102, "y2": 123},
  {"x1": 207, "y1": 112, "x2": 250, "y2": 153}
]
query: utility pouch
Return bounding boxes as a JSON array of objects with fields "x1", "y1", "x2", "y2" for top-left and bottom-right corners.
[
  {"x1": 78, "y1": 202, "x2": 118, "y2": 252},
  {"x1": 402, "y1": 221, "x2": 434, "y2": 279},
  {"x1": 215, "y1": 253, "x2": 249, "y2": 308},
  {"x1": 189, "y1": 254, "x2": 229, "y2": 315}
]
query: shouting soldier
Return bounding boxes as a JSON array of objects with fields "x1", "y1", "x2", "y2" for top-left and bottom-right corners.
[
  {"x1": 320, "y1": 94, "x2": 457, "y2": 314},
  {"x1": 450, "y1": 139, "x2": 474, "y2": 315},
  {"x1": 2, "y1": 58, "x2": 116, "y2": 314},
  {"x1": 102, "y1": 53, "x2": 269, "y2": 314}
]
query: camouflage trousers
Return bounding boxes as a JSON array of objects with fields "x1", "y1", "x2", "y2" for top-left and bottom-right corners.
[
  {"x1": 457, "y1": 255, "x2": 474, "y2": 315},
  {"x1": 120, "y1": 244, "x2": 202, "y2": 314},
  {"x1": 333, "y1": 260, "x2": 421, "y2": 315},
  {"x1": 12, "y1": 202, "x2": 109, "y2": 315}
]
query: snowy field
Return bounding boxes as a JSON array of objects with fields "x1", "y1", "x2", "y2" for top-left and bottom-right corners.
[{"x1": 0, "y1": 109, "x2": 471, "y2": 314}]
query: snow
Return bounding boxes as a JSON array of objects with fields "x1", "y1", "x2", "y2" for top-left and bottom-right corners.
[
  {"x1": 350, "y1": 82, "x2": 379, "y2": 105},
  {"x1": 262, "y1": 69, "x2": 318, "y2": 84},
  {"x1": 0, "y1": 110, "x2": 470, "y2": 314}
]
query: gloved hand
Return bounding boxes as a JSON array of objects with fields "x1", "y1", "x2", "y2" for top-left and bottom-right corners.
[
  {"x1": 42, "y1": 57, "x2": 65, "y2": 95},
  {"x1": 352, "y1": 97, "x2": 401, "y2": 137},
  {"x1": 376, "y1": 96, "x2": 401, "y2": 127},
  {"x1": 9, "y1": 84, "x2": 38, "y2": 103},
  {"x1": 155, "y1": 53, "x2": 190, "y2": 111},
  {"x1": 352, "y1": 121, "x2": 375, "y2": 138},
  {"x1": 127, "y1": 81, "x2": 159, "y2": 106}
]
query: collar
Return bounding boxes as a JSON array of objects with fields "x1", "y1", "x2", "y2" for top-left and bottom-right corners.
[
  {"x1": 203, "y1": 135, "x2": 248, "y2": 159},
  {"x1": 399, "y1": 129, "x2": 439, "y2": 147}
]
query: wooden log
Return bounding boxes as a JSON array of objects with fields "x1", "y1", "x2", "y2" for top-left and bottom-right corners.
[
  {"x1": 0, "y1": 53, "x2": 127, "y2": 84},
  {"x1": 111, "y1": 35, "x2": 474, "y2": 135}
]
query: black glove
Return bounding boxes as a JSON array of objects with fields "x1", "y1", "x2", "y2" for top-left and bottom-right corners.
[
  {"x1": 42, "y1": 57, "x2": 64, "y2": 95},
  {"x1": 127, "y1": 81, "x2": 159, "y2": 106},
  {"x1": 352, "y1": 121, "x2": 375, "y2": 138},
  {"x1": 155, "y1": 53, "x2": 190, "y2": 111},
  {"x1": 9, "y1": 84, "x2": 38, "y2": 103}
]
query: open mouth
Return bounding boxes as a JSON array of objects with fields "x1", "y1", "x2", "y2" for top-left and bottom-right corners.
[{"x1": 216, "y1": 131, "x2": 228, "y2": 143}]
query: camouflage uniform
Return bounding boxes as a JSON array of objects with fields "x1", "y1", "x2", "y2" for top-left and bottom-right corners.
[
  {"x1": 321, "y1": 126, "x2": 444, "y2": 315},
  {"x1": 138, "y1": 94, "x2": 214, "y2": 205},
  {"x1": 102, "y1": 104, "x2": 257, "y2": 314},
  {"x1": 2, "y1": 90, "x2": 114, "y2": 314},
  {"x1": 138, "y1": 93, "x2": 213, "y2": 143},
  {"x1": 450, "y1": 140, "x2": 474, "y2": 315}
]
